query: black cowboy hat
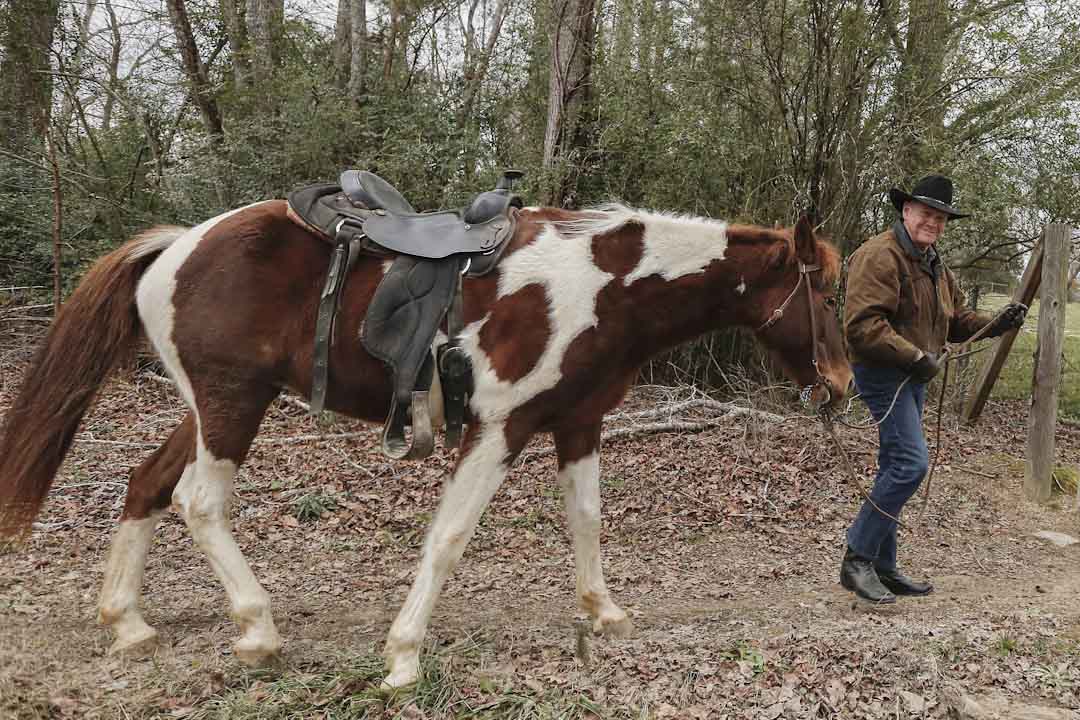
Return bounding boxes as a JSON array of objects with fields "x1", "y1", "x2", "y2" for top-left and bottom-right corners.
[{"x1": 889, "y1": 174, "x2": 970, "y2": 220}]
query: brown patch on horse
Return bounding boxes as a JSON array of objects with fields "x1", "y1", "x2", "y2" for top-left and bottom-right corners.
[
  {"x1": 729, "y1": 223, "x2": 842, "y2": 289},
  {"x1": 553, "y1": 424, "x2": 602, "y2": 468},
  {"x1": 170, "y1": 202, "x2": 327, "y2": 460},
  {"x1": 478, "y1": 283, "x2": 550, "y2": 383},
  {"x1": 0, "y1": 229, "x2": 180, "y2": 539},
  {"x1": 591, "y1": 222, "x2": 644, "y2": 280},
  {"x1": 121, "y1": 414, "x2": 196, "y2": 520}
]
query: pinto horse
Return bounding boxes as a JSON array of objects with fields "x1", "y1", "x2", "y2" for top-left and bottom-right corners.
[{"x1": 0, "y1": 200, "x2": 851, "y2": 687}]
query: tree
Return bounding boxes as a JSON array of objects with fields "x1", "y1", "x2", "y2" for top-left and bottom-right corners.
[
  {"x1": 0, "y1": 0, "x2": 58, "y2": 145},
  {"x1": 542, "y1": 0, "x2": 597, "y2": 207},
  {"x1": 165, "y1": 0, "x2": 225, "y2": 141}
]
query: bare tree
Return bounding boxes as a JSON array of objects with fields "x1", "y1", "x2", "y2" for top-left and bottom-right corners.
[
  {"x1": 334, "y1": 0, "x2": 351, "y2": 89},
  {"x1": 0, "y1": 0, "x2": 59, "y2": 144},
  {"x1": 165, "y1": 0, "x2": 225, "y2": 140},
  {"x1": 542, "y1": 0, "x2": 597, "y2": 207},
  {"x1": 349, "y1": 0, "x2": 368, "y2": 102},
  {"x1": 382, "y1": 0, "x2": 401, "y2": 85},
  {"x1": 220, "y1": 0, "x2": 251, "y2": 88},
  {"x1": 458, "y1": 0, "x2": 511, "y2": 125},
  {"x1": 246, "y1": 0, "x2": 284, "y2": 82}
]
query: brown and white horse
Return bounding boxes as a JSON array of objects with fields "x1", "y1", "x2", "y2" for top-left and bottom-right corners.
[{"x1": 0, "y1": 200, "x2": 851, "y2": 687}]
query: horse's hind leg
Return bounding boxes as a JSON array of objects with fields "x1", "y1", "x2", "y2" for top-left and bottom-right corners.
[
  {"x1": 554, "y1": 425, "x2": 632, "y2": 637},
  {"x1": 98, "y1": 414, "x2": 196, "y2": 656},
  {"x1": 171, "y1": 386, "x2": 281, "y2": 665}
]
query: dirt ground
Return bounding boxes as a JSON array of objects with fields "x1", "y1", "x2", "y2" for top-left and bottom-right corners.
[{"x1": 1, "y1": 332, "x2": 1079, "y2": 718}]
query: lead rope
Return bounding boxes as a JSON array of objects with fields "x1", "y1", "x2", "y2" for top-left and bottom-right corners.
[{"x1": 821, "y1": 307, "x2": 1008, "y2": 524}]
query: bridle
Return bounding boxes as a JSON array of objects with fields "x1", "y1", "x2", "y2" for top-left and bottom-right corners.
[{"x1": 756, "y1": 261, "x2": 833, "y2": 408}]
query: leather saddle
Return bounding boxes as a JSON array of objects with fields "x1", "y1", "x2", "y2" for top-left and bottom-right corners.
[{"x1": 286, "y1": 170, "x2": 523, "y2": 460}]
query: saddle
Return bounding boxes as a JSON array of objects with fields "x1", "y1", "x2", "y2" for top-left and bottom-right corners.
[{"x1": 286, "y1": 170, "x2": 523, "y2": 460}]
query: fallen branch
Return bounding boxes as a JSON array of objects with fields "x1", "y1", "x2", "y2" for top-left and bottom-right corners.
[{"x1": 519, "y1": 414, "x2": 773, "y2": 463}]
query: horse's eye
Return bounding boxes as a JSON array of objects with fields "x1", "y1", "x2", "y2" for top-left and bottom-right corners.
[{"x1": 824, "y1": 296, "x2": 837, "y2": 308}]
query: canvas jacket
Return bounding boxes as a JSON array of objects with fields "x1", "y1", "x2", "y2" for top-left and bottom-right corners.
[{"x1": 845, "y1": 222, "x2": 990, "y2": 368}]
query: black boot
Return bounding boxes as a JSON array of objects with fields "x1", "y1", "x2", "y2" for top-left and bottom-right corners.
[
  {"x1": 876, "y1": 568, "x2": 933, "y2": 596},
  {"x1": 839, "y1": 547, "x2": 896, "y2": 604}
]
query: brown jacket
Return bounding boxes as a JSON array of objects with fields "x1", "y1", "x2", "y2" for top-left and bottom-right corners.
[{"x1": 845, "y1": 223, "x2": 990, "y2": 368}]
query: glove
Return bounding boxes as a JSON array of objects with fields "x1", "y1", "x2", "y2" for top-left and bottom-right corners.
[
  {"x1": 908, "y1": 351, "x2": 940, "y2": 384},
  {"x1": 989, "y1": 302, "x2": 1027, "y2": 336}
]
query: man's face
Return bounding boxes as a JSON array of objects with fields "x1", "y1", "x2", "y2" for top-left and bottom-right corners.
[{"x1": 902, "y1": 201, "x2": 948, "y2": 250}]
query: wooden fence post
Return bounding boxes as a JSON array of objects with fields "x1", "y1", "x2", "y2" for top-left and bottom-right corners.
[
  {"x1": 962, "y1": 240, "x2": 1044, "y2": 425},
  {"x1": 1025, "y1": 224, "x2": 1071, "y2": 503}
]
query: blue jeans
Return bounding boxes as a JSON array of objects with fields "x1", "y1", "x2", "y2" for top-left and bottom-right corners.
[{"x1": 845, "y1": 363, "x2": 929, "y2": 571}]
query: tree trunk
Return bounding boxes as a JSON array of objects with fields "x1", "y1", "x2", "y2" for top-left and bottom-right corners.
[
  {"x1": 333, "y1": 0, "x2": 351, "y2": 89},
  {"x1": 348, "y1": 0, "x2": 368, "y2": 102},
  {"x1": 458, "y1": 0, "x2": 510, "y2": 125},
  {"x1": 381, "y1": 0, "x2": 401, "y2": 85},
  {"x1": 0, "y1": 0, "x2": 59, "y2": 145},
  {"x1": 893, "y1": 0, "x2": 950, "y2": 178},
  {"x1": 101, "y1": 0, "x2": 122, "y2": 131},
  {"x1": 542, "y1": 0, "x2": 597, "y2": 208},
  {"x1": 246, "y1": 0, "x2": 283, "y2": 83},
  {"x1": 220, "y1": 0, "x2": 251, "y2": 87},
  {"x1": 46, "y1": 128, "x2": 62, "y2": 310},
  {"x1": 54, "y1": 0, "x2": 97, "y2": 141},
  {"x1": 165, "y1": 0, "x2": 225, "y2": 140}
]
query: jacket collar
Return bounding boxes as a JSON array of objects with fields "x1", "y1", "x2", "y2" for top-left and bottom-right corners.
[{"x1": 892, "y1": 220, "x2": 940, "y2": 280}]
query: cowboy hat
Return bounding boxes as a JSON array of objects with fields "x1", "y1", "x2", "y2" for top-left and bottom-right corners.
[{"x1": 889, "y1": 174, "x2": 970, "y2": 220}]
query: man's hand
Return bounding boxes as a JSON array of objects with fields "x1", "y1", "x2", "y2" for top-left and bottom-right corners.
[
  {"x1": 989, "y1": 302, "x2": 1028, "y2": 336},
  {"x1": 908, "y1": 351, "x2": 940, "y2": 384}
]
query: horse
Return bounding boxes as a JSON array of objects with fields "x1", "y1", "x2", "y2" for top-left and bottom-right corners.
[{"x1": 0, "y1": 199, "x2": 851, "y2": 688}]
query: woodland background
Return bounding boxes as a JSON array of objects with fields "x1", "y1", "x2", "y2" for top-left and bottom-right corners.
[{"x1": 1, "y1": 0, "x2": 1079, "y2": 381}]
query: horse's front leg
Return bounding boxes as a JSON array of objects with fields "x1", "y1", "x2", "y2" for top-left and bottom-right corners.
[
  {"x1": 383, "y1": 423, "x2": 515, "y2": 688},
  {"x1": 554, "y1": 425, "x2": 632, "y2": 637}
]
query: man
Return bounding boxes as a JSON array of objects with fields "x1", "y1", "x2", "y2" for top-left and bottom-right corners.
[{"x1": 840, "y1": 174, "x2": 1027, "y2": 603}]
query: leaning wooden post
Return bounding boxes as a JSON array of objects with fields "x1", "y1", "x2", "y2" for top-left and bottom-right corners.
[
  {"x1": 962, "y1": 239, "x2": 1044, "y2": 424},
  {"x1": 1025, "y1": 224, "x2": 1071, "y2": 503}
]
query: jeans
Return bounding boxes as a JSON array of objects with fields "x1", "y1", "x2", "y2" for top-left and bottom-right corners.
[{"x1": 845, "y1": 363, "x2": 929, "y2": 572}]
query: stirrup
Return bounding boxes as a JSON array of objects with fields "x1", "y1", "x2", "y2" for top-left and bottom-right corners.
[{"x1": 381, "y1": 391, "x2": 435, "y2": 460}]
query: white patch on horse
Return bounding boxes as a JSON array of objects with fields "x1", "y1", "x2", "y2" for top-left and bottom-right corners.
[
  {"x1": 97, "y1": 512, "x2": 165, "y2": 654},
  {"x1": 625, "y1": 209, "x2": 728, "y2": 285},
  {"x1": 172, "y1": 437, "x2": 282, "y2": 664},
  {"x1": 459, "y1": 224, "x2": 614, "y2": 419},
  {"x1": 126, "y1": 226, "x2": 188, "y2": 262},
  {"x1": 735, "y1": 277, "x2": 747, "y2": 295},
  {"x1": 384, "y1": 424, "x2": 513, "y2": 687},
  {"x1": 137, "y1": 202, "x2": 268, "y2": 411},
  {"x1": 558, "y1": 451, "x2": 630, "y2": 635}
]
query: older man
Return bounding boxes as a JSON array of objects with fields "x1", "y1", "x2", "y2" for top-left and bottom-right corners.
[{"x1": 840, "y1": 174, "x2": 1027, "y2": 603}]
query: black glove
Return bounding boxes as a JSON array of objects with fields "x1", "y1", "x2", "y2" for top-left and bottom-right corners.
[
  {"x1": 908, "y1": 351, "x2": 940, "y2": 384},
  {"x1": 989, "y1": 302, "x2": 1027, "y2": 336}
]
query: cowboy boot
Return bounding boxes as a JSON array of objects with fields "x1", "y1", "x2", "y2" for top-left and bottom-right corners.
[
  {"x1": 839, "y1": 547, "x2": 896, "y2": 604},
  {"x1": 876, "y1": 568, "x2": 933, "y2": 596}
]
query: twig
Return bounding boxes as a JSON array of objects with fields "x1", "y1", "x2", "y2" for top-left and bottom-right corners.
[
  {"x1": 957, "y1": 466, "x2": 997, "y2": 480},
  {"x1": 967, "y1": 541, "x2": 987, "y2": 572},
  {"x1": 74, "y1": 437, "x2": 157, "y2": 448},
  {"x1": 254, "y1": 431, "x2": 372, "y2": 446}
]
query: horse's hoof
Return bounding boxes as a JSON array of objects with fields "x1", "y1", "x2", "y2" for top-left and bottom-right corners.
[
  {"x1": 108, "y1": 628, "x2": 160, "y2": 658},
  {"x1": 232, "y1": 638, "x2": 282, "y2": 667},
  {"x1": 593, "y1": 614, "x2": 634, "y2": 638},
  {"x1": 381, "y1": 666, "x2": 419, "y2": 691}
]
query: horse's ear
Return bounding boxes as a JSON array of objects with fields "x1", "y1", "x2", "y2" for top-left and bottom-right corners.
[{"x1": 794, "y1": 214, "x2": 817, "y2": 266}]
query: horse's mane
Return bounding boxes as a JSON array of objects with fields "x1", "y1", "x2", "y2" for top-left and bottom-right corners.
[{"x1": 553, "y1": 204, "x2": 841, "y2": 289}]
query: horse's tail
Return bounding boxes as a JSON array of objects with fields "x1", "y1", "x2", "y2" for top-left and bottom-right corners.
[{"x1": 0, "y1": 225, "x2": 188, "y2": 540}]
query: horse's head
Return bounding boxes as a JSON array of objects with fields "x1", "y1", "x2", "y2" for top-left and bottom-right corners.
[{"x1": 751, "y1": 216, "x2": 852, "y2": 410}]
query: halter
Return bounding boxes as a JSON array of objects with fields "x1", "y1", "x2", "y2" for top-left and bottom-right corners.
[{"x1": 756, "y1": 261, "x2": 833, "y2": 408}]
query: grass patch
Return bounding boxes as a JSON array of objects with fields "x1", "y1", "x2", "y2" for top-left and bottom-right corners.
[
  {"x1": 293, "y1": 492, "x2": 339, "y2": 523},
  {"x1": 188, "y1": 643, "x2": 606, "y2": 720},
  {"x1": 978, "y1": 295, "x2": 1080, "y2": 419}
]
